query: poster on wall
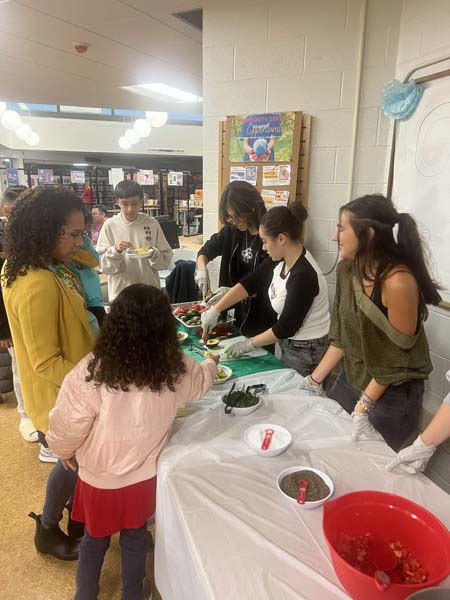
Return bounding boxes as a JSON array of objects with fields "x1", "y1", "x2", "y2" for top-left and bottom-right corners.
[
  {"x1": 38, "y1": 169, "x2": 54, "y2": 184},
  {"x1": 109, "y1": 168, "x2": 124, "y2": 188},
  {"x1": 262, "y1": 164, "x2": 291, "y2": 186},
  {"x1": 229, "y1": 112, "x2": 296, "y2": 162},
  {"x1": 138, "y1": 170, "x2": 155, "y2": 185},
  {"x1": 70, "y1": 170, "x2": 86, "y2": 184},
  {"x1": 230, "y1": 165, "x2": 258, "y2": 186},
  {"x1": 261, "y1": 189, "x2": 290, "y2": 210},
  {"x1": 168, "y1": 171, "x2": 183, "y2": 186},
  {"x1": 6, "y1": 168, "x2": 19, "y2": 185}
]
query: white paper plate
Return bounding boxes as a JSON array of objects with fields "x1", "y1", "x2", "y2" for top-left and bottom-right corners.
[
  {"x1": 126, "y1": 248, "x2": 153, "y2": 259},
  {"x1": 214, "y1": 364, "x2": 232, "y2": 385}
]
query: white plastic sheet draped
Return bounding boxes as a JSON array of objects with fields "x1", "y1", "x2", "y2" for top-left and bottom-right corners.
[{"x1": 155, "y1": 371, "x2": 450, "y2": 600}]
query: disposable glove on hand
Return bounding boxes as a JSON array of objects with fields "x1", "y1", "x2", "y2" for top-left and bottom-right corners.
[
  {"x1": 298, "y1": 374, "x2": 323, "y2": 395},
  {"x1": 351, "y1": 412, "x2": 385, "y2": 443},
  {"x1": 224, "y1": 338, "x2": 254, "y2": 358},
  {"x1": 201, "y1": 307, "x2": 219, "y2": 336},
  {"x1": 206, "y1": 287, "x2": 231, "y2": 306},
  {"x1": 194, "y1": 268, "x2": 210, "y2": 298},
  {"x1": 385, "y1": 435, "x2": 436, "y2": 474}
]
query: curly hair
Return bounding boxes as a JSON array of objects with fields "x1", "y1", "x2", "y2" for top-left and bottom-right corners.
[
  {"x1": 86, "y1": 284, "x2": 186, "y2": 392},
  {"x1": 3, "y1": 186, "x2": 83, "y2": 287}
]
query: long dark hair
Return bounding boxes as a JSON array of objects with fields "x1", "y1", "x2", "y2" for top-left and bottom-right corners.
[
  {"x1": 3, "y1": 186, "x2": 83, "y2": 287},
  {"x1": 341, "y1": 194, "x2": 441, "y2": 307},
  {"x1": 260, "y1": 203, "x2": 308, "y2": 241},
  {"x1": 86, "y1": 284, "x2": 186, "y2": 392},
  {"x1": 219, "y1": 181, "x2": 266, "y2": 229}
]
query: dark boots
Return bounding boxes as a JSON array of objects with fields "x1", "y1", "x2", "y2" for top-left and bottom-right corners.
[
  {"x1": 29, "y1": 511, "x2": 80, "y2": 561},
  {"x1": 65, "y1": 505, "x2": 85, "y2": 540}
]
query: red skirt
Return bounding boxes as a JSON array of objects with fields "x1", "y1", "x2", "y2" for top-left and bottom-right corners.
[{"x1": 72, "y1": 476, "x2": 156, "y2": 538}]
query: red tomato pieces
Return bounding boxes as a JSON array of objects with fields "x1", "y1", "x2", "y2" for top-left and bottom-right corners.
[{"x1": 336, "y1": 533, "x2": 428, "y2": 584}]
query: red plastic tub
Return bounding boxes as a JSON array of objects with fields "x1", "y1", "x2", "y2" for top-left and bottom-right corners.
[{"x1": 323, "y1": 491, "x2": 450, "y2": 600}]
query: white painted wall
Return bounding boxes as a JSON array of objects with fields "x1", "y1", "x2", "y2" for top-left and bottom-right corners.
[
  {"x1": 202, "y1": 0, "x2": 401, "y2": 298},
  {"x1": 0, "y1": 116, "x2": 202, "y2": 156},
  {"x1": 396, "y1": 0, "x2": 450, "y2": 422}
]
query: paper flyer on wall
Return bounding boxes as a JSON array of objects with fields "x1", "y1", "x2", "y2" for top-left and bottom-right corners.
[
  {"x1": 229, "y1": 112, "x2": 295, "y2": 162},
  {"x1": 262, "y1": 164, "x2": 291, "y2": 186},
  {"x1": 229, "y1": 165, "x2": 257, "y2": 185},
  {"x1": 138, "y1": 170, "x2": 155, "y2": 185},
  {"x1": 70, "y1": 170, "x2": 86, "y2": 184},
  {"x1": 261, "y1": 189, "x2": 290, "y2": 210},
  {"x1": 6, "y1": 168, "x2": 19, "y2": 185},
  {"x1": 38, "y1": 169, "x2": 54, "y2": 184},
  {"x1": 109, "y1": 168, "x2": 124, "y2": 188},
  {"x1": 168, "y1": 171, "x2": 183, "y2": 186}
]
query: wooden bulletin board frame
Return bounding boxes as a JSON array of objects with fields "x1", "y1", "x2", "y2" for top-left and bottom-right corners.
[
  {"x1": 387, "y1": 68, "x2": 450, "y2": 311},
  {"x1": 218, "y1": 111, "x2": 311, "y2": 227}
]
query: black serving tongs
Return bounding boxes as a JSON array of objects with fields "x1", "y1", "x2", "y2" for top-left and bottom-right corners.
[{"x1": 223, "y1": 382, "x2": 236, "y2": 414}]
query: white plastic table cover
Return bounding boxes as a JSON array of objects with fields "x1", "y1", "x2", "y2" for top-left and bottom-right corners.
[{"x1": 155, "y1": 371, "x2": 450, "y2": 600}]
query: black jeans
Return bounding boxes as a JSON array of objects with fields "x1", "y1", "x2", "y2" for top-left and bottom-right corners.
[
  {"x1": 329, "y1": 370, "x2": 423, "y2": 451},
  {"x1": 75, "y1": 524, "x2": 150, "y2": 600},
  {"x1": 37, "y1": 433, "x2": 78, "y2": 527}
]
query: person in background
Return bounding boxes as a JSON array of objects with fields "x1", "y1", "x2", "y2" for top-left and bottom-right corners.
[
  {"x1": 300, "y1": 194, "x2": 441, "y2": 451},
  {"x1": 69, "y1": 233, "x2": 106, "y2": 328},
  {"x1": 386, "y1": 375, "x2": 450, "y2": 473},
  {"x1": 3, "y1": 187, "x2": 95, "y2": 560},
  {"x1": 90, "y1": 205, "x2": 108, "y2": 247},
  {"x1": 46, "y1": 284, "x2": 218, "y2": 600},
  {"x1": 196, "y1": 181, "x2": 276, "y2": 338},
  {"x1": 0, "y1": 184, "x2": 37, "y2": 442},
  {"x1": 202, "y1": 204, "x2": 330, "y2": 372},
  {"x1": 96, "y1": 180, "x2": 173, "y2": 302},
  {"x1": 83, "y1": 182, "x2": 93, "y2": 208}
]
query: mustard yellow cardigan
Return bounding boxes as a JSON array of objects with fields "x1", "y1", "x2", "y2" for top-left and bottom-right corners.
[{"x1": 3, "y1": 267, "x2": 94, "y2": 432}]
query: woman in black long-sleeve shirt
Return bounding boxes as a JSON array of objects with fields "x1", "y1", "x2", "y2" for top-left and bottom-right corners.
[{"x1": 196, "y1": 181, "x2": 276, "y2": 337}]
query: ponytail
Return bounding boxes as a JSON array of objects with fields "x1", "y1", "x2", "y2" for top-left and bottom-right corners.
[
  {"x1": 396, "y1": 213, "x2": 441, "y2": 306},
  {"x1": 260, "y1": 203, "x2": 308, "y2": 241},
  {"x1": 342, "y1": 194, "x2": 441, "y2": 308}
]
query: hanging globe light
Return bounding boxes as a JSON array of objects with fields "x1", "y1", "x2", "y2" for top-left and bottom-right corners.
[
  {"x1": 27, "y1": 132, "x2": 40, "y2": 146},
  {"x1": 1, "y1": 110, "x2": 22, "y2": 131},
  {"x1": 133, "y1": 118, "x2": 152, "y2": 138},
  {"x1": 145, "y1": 111, "x2": 168, "y2": 128},
  {"x1": 124, "y1": 128, "x2": 139, "y2": 144},
  {"x1": 119, "y1": 136, "x2": 131, "y2": 150},
  {"x1": 16, "y1": 123, "x2": 33, "y2": 141}
]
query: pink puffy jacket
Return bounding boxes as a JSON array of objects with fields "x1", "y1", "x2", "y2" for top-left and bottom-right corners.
[{"x1": 47, "y1": 353, "x2": 217, "y2": 489}]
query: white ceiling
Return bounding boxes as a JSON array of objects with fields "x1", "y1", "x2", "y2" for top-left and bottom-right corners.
[{"x1": 0, "y1": 0, "x2": 203, "y2": 112}]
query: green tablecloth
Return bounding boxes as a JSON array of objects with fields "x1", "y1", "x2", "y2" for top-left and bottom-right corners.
[{"x1": 181, "y1": 333, "x2": 285, "y2": 378}]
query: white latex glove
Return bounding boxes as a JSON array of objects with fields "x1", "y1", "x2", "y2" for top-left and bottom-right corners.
[
  {"x1": 351, "y1": 412, "x2": 385, "y2": 443},
  {"x1": 206, "y1": 287, "x2": 231, "y2": 306},
  {"x1": 201, "y1": 307, "x2": 219, "y2": 336},
  {"x1": 385, "y1": 435, "x2": 436, "y2": 474},
  {"x1": 194, "y1": 268, "x2": 210, "y2": 299},
  {"x1": 298, "y1": 374, "x2": 323, "y2": 395},
  {"x1": 224, "y1": 338, "x2": 254, "y2": 358}
]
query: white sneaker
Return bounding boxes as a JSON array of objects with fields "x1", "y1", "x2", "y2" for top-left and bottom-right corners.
[
  {"x1": 39, "y1": 444, "x2": 58, "y2": 463},
  {"x1": 19, "y1": 418, "x2": 38, "y2": 443}
]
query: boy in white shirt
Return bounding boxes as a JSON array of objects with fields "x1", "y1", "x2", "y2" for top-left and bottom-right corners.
[{"x1": 97, "y1": 180, "x2": 173, "y2": 301}]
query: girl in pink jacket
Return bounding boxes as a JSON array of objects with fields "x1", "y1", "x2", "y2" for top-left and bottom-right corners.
[{"x1": 46, "y1": 283, "x2": 218, "y2": 600}]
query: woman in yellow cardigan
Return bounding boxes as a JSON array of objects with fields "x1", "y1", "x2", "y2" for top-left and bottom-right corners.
[{"x1": 3, "y1": 187, "x2": 94, "y2": 561}]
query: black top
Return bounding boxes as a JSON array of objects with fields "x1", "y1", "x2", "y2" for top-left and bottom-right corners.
[
  {"x1": 198, "y1": 224, "x2": 276, "y2": 336},
  {"x1": 241, "y1": 248, "x2": 319, "y2": 339},
  {"x1": 0, "y1": 220, "x2": 11, "y2": 340}
]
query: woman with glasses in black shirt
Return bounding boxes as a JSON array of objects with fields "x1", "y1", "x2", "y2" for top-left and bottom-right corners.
[{"x1": 195, "y1": 181, "x2": 276, "y2": 337}]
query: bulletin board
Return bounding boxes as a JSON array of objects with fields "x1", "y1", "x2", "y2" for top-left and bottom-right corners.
[
  {"x1": 389, "y1": 69, "x2": 450, "y2": 310},
  {"x1": 218, "y1": 111, "x2": 311, "y2": 216}
]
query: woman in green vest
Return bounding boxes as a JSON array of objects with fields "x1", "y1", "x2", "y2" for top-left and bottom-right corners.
[{"x1": 300, "y1": 194, "x2": 441, "y2": 451}]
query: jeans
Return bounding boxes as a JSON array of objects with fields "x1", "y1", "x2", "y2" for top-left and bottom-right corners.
[
  {"x1": 40, "y1": 457, "x2": 78, "y2": 528},
  {"x1": 279, "y1": 335, "x2": 329, "y2": 377},
  {"x1": 329, "y1": 370, "x2": 424, "y2": 451},
  {"x1": 75, "y1": 524, "x2": 150, "y2": 600}
]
